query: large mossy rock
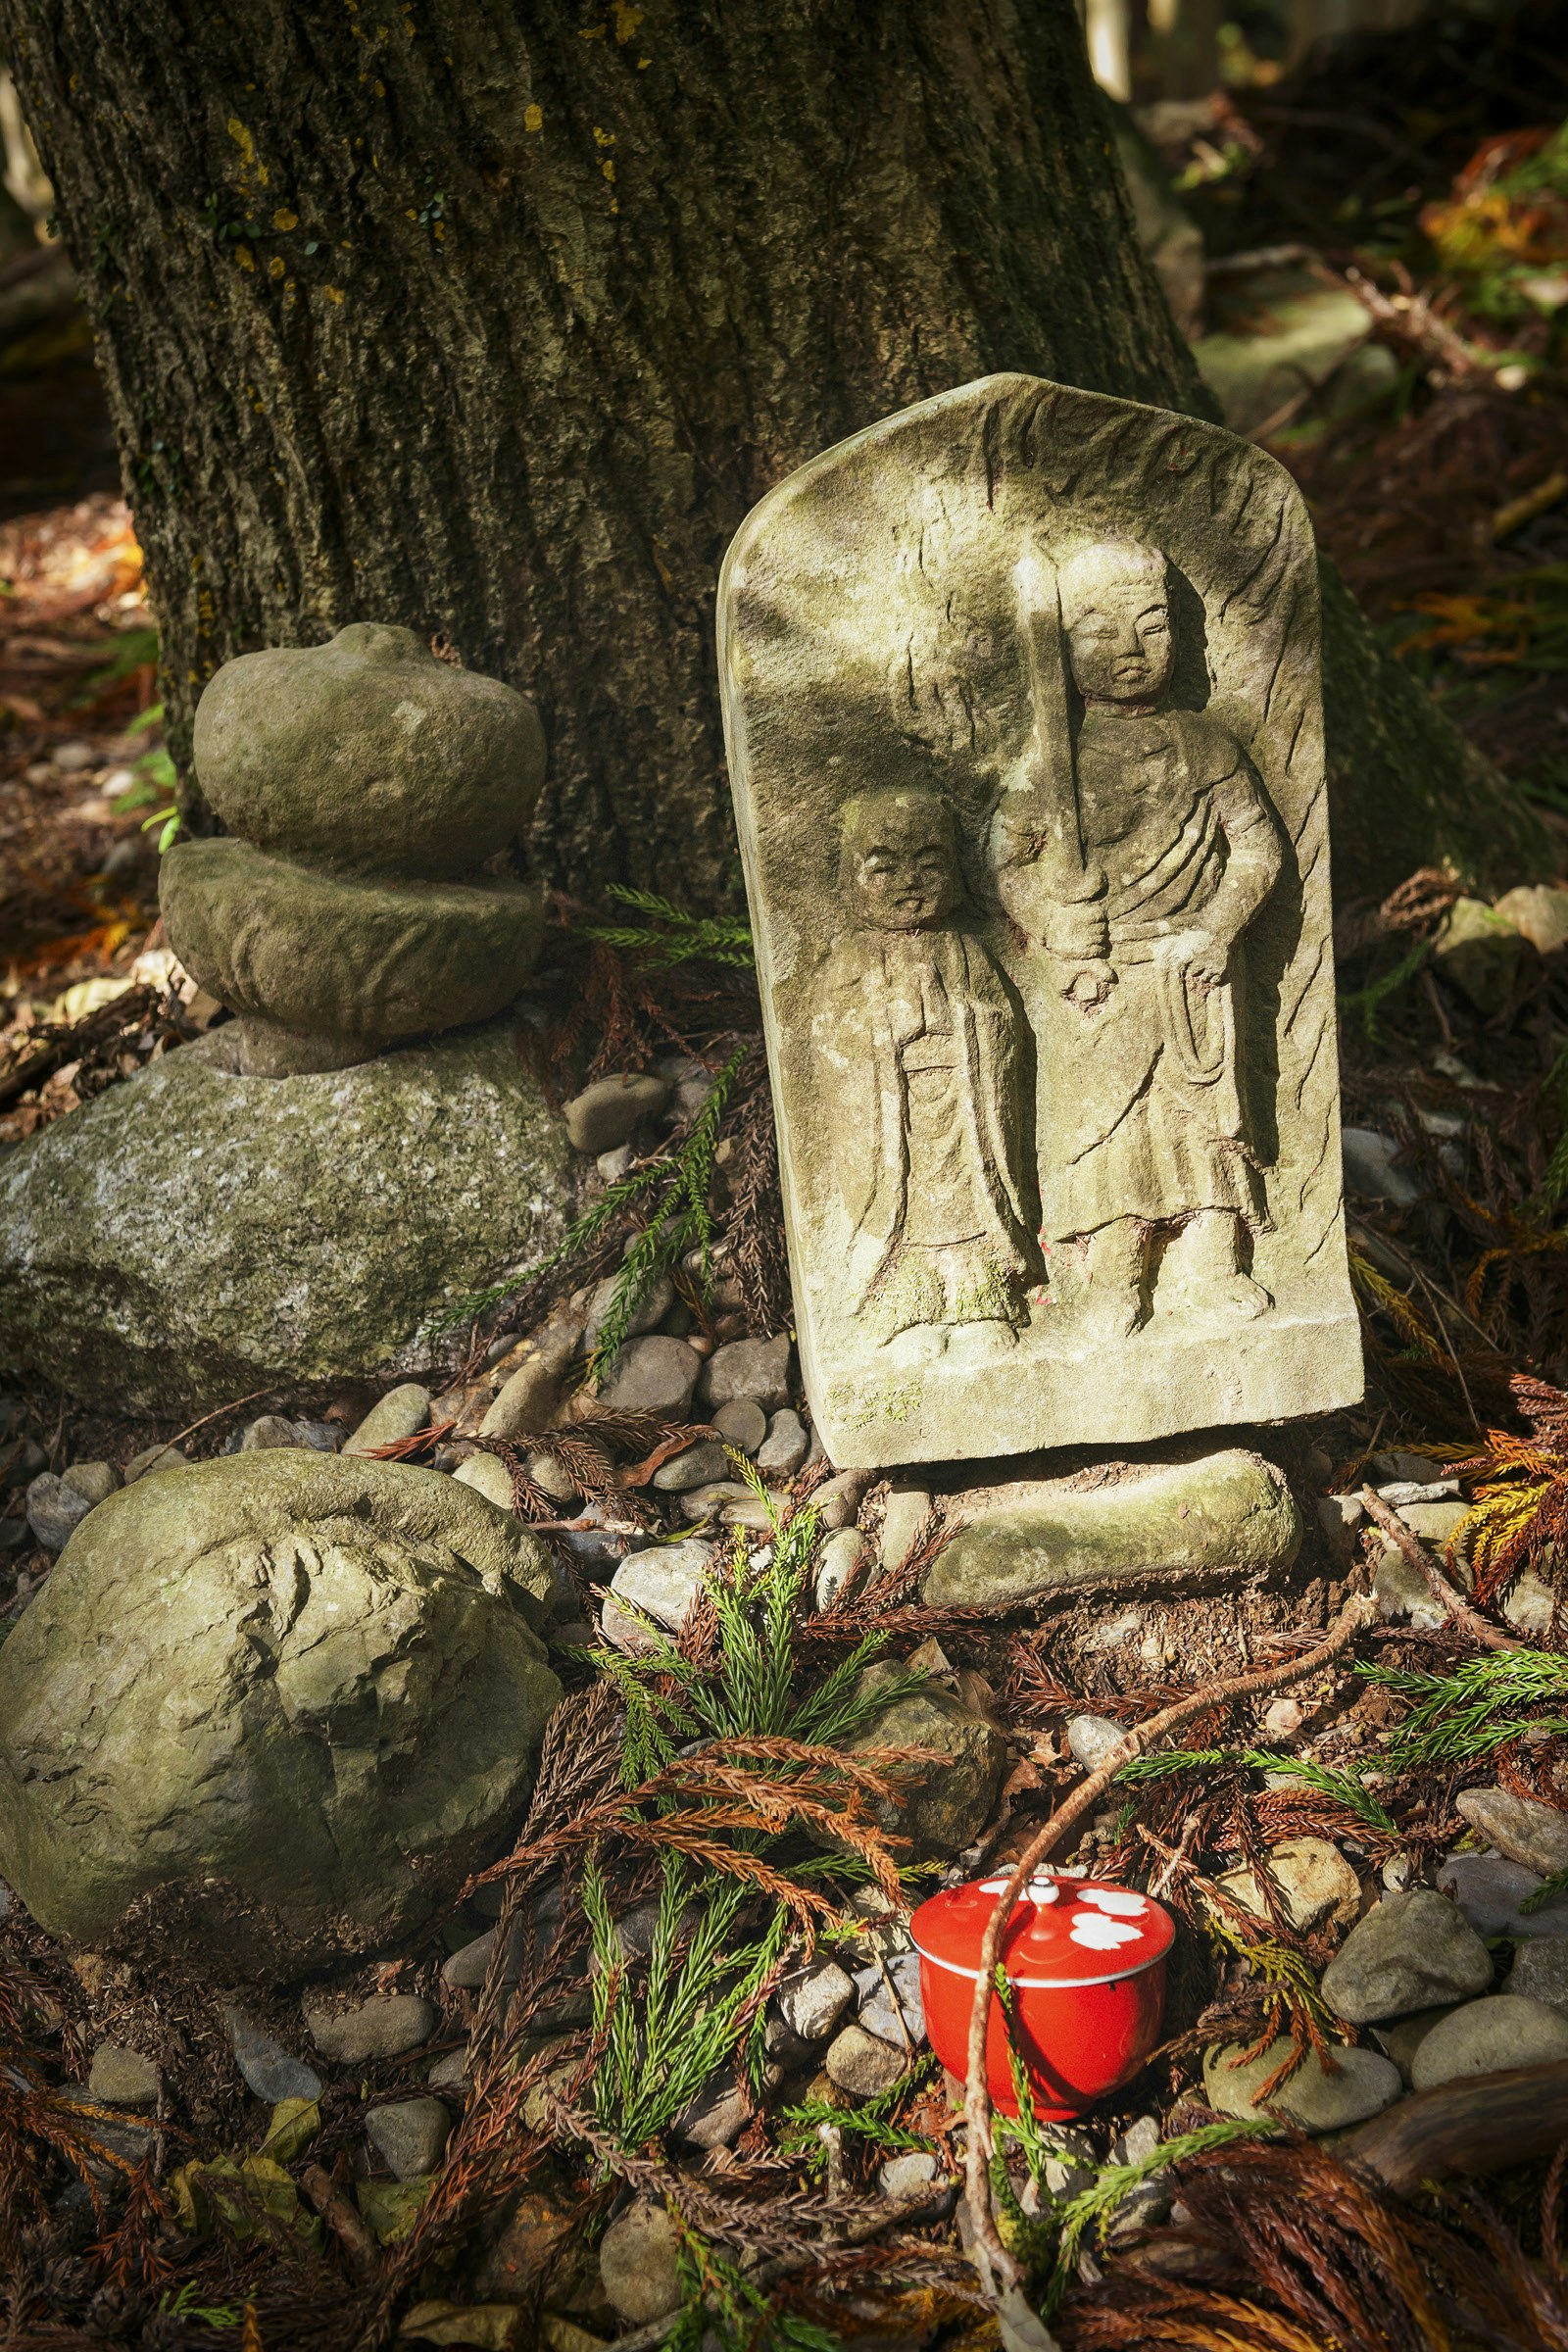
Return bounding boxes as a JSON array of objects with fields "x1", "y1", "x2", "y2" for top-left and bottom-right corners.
[
  {"x1": 925, "y1": 1446, "x2": 1300, "y2": 1607},
  {"x1": 0, "y1": 1452, "x2": 562, "y2": 1980},
  {"x1": 0, "y1": 1016, "x2": 571, "y2": 1413}
]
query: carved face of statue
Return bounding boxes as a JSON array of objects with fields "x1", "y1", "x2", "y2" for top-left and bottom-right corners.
[
  {"x1": 1065, "y1": 585, "x2": 1173, "y2": 704},
  {"x1": 1057, "y1": 539, "x2": 1174, "y2": 706},
  {"x1": 841, "y1": 791, "x2": 961, "y2": 932}
]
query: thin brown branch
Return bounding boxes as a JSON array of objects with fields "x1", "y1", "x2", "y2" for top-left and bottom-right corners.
[{"x1": 1357, "y1": 1486, "x2": 1520, "y2": 1650}]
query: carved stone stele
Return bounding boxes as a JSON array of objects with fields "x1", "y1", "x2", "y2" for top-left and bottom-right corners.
[{"x1": 718, "y1": 374, "x2": 1362, "y2": 1469}]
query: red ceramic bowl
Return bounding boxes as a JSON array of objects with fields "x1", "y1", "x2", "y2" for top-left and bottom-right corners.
[{"x1": 910, "y1": 1873, "x2": 1174, "y2": 2120}]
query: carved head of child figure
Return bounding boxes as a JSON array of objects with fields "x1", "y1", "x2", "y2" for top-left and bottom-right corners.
[
  {"x1": 840, "y1": 788, "x2": 962, "y2": 933},
  {"x1": 1057, "y1": 538, "x2": 1173, "y2": 707}
]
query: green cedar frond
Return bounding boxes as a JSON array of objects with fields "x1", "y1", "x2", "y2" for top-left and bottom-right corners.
[
  {"x1": 579, "y1": 886, "x2": 757, "y2": 970},
  {"x1": 1357, "y1": 1650, "x2": 1568, "y2": 1769},
  {"x1": 1523, "y1": 1862, "x2": 1568, "y2": 1913},
  {"x1": 1115, "y1": 1745, "x2": 1396, "y2": 1834},
  {"x1": 1040, "y1": 2121, "x2": 1270, "y2": 2312}
]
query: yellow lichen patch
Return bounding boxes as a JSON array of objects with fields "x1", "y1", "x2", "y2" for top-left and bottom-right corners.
[
  {"x1": 235, "y1": 244, "x2": 255, "y2": 271},
  {"x1": 612, "y1": 0, "x2": 645, "y2": 40},
  {"x1": 578, "y1": 21, "x2": 606, "y2": 36},
  {"x1": 593, "y1": 125, "x2": 615, "y2": 146},
  {"x1": 602, "y1": 158, "x2": 616, "y2": 183},
  {"x1": 226, "y1": 117, "x2": 270, "y2": 185},
  {"x1": 269, "y1": 255, "x2": 284, "y2": 279},
  {"x1": 324, "y1": 286, "x2": 345, "y2": 304},
  {"x1": 272, "y1": 207, "x2": 299, "y2": 231},
  {"x1": 524, "y1": 103, "x2": 543, "y2": 132}
]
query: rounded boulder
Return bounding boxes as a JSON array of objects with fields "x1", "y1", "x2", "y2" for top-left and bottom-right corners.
[{"x1": 0, "y1": 1452, "x2": 561, "y2": 1980}]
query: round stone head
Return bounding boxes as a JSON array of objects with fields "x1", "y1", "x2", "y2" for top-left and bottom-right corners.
[
  {"x1": 1056, "y1": 539, "x2": 1173, "y2": 705},
  {"x1": 839, "y1": 788, "x2": 961, "y2": 932}
]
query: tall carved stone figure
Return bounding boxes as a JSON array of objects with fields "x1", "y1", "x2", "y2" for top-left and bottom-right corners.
[{"x1": 719, "y1": 374, "x2": 1361, "y2": 1468}]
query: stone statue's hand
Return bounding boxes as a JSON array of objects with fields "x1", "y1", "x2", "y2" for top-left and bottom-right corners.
[
  {"x1": 1046, "y1": 899, "x2": 1109, "y2": 962},
  {"x1": 1179, "y1": 931, "x2": 1227, "y2": 988},
  {"x1": 1065, "y1": 959, "x2": 1115, "y2": 1010}
]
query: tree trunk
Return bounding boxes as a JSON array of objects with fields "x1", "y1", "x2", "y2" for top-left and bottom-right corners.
[{"x1": 1, "y1": 0, "x2": 1543, "y2": 906}]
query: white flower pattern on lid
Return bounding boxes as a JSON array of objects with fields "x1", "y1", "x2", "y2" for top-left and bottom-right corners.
[
  {"x1": 1079, "y1": 1886, "x2": 1147, "y2": 1918},
  {"x1": 1068, "y1": 1913, "x2": 1143, "y2": 1950}
]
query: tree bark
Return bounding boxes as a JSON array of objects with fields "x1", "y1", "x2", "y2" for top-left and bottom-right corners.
[{"x1": 1, "y1": 0, "x2": 1544, "y2": 905}]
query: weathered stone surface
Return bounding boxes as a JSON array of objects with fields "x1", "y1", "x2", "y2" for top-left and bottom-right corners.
[
  {"x1": 162, "y1": 839, "x2": 545, "y2": 1057},
  {"x1": 1433, "y1": 895, "x2": 1527, "y2": 1015},
  {"x1": 1202, "y1": 2036, "x2": 1400, "y2": 2131},
  {"x1": 599, "y1": 1336, "x2": 702, "y2": 1419},
  {"x1": 879, "y1": 1487, "x2": 931, "y2": 1572},
  {"x1": 367, "y1": 2095, "x2": 450, "y2": 2180},
  {"x1": 1439, "y1": 1851, "x2": 1568, "y2": 1937},
  {"x1": 87, "y1": 2043, "x2": 162, "y2": 2107},
  {"x1": 1321, "y1": 1891, "x2": 1493, "y2": 2023},
  {"x1": 345, "y1": 1385, "x2": 431, "y2": 1455},
  {"x1": 1215, "y1": 1837, "x2": 1361, "y2": 1935},
  {"x1": 0, "y1": 1453, "x2": 561, "y2": 1977},
  {"x1": 453, "y1": 1453, "x2": 516, "y2": 1512},
  {"x1": 825, "y1": 2024, "x2": 908, "y2": 2097},
  {"x1": 585, "y1": 1269, "x2": 673, "y2": 1351},
  {"x1": 600, "y1": 2200, "x2": 683, "y2": 2325},
  {"x1": 653, "y1": 1440, "x2": 728, "y2": 1493},
  {"x1": 1456, "y1": 1787, "x2": 1568, "y2": 1878},
  {"x1": 1066, "y1": 1714, "x2": 1125, "y2": 1772},
  {"x1": 1409, "y1": 1994, "x2": 1568, "y2": 2090},
  {"x1": 0, "y1": 1019, "x2": 572, "y2": 1414},
  {"x1": 122, "y1": 1442, "x2": 190, "y2": 1485},
  {"x1": 223, "y1": 2005, "x2": 323, "y2": 2103},
  {"x1": 305, "y1": 1994, "x2": 437, "y2": 2065},
  {"x1": 814, "y1": 1526, "x2": 865, "y2": 1611},
  {"x1": 1505, "y1": 1938, "x2": 1568, "y2": 2015},
  {"x1": 925, "y1": 1447, "x2": 1300, "y2": 1606},
  {"x1": 846, "y1": 1672, "x2": 1006, "y2": 1860},
  {"x1": 702, "y1": 1336, "x2": 793, "y2": 1414},
  {"x1": 564, "y1": 1072, "x2": 669, "y2": 1154},
  {"x1": 608, "y1": 1541, "x2": 712, "y2": 1634},
  {"x1": 758, "y1": 1409, "x2": 809, "y2": 1477},
  {"x1": 719, "y1": 374, "x2": 1360, "y2": 1466},
  {"x1": 771, "y1": 1960, "x2": 856, "y2": 2046},
  {"x1": 191, "y1": 622, "x2": 545, "y2": 880},
  {"x1": 24, "y1": 1472, "x2": 97, "y2": 1553},
  {"x1": 713, "y1": 1396, "x2": 768, "y2": 1454},
  {"x1": 1495, "y1": 883, "x2": 1568, "y2": 956}
]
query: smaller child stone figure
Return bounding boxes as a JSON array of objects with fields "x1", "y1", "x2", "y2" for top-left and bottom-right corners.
[
  {"x1": 810, "y1": 788, "x2": 1039, "y2": 1367},
  {"x1": 1031, "y1": 537, "x2": 1284, "y2": 1339}
]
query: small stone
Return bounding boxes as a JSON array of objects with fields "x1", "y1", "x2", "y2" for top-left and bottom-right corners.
[
  {"x1": 1316, "y1": 1493, "x2": 1365, "y2": 1567},
  {"x1": 721, "y1": 1490, "x2": 778, "y2": 1530},
  {"x1": 472, "y1": 2190, "x2": 577, "y2": 2298},
  {"x1": 526, "y1": 1450, "x2": 578, "y2": 1503},
  {"x1": 1439, "y1": 1851, "x2": 1568, "y2": 1937},
  {"x1": 222, "y1": 2004, "x2": 323, "y2": 2103},
  {"x1": 1372, "y1": 2005, "x2": 1457, "y2": 2082},
  {"x1": 1456, "y1": 1786, "x2": 1568, "y2": 1878},
  {"x1": 814, "y1": 1526, "x2": 864, "y2": 1611},
  {"x1": 1262, "y1": 1697, "x2": 1303, "y2": 1739},
  {"x1": 1374, "y1": 1546, "x2": 1448, "y2": 1630},
  {"x1": 305, "y1": 1993, "x2": 437, "y2": 2065},
  {"x1": 1434, "y1": 895, "x2": 1526, "y2": 1015},
  {"x1": 879, "y1": 2150, "x2": 940, "y2": 2199},
  {"x1": 847, "y1": 1673, "x2": 1006, "y2": 1860},
  {"x1": 1410, "y1": 1994, "x2": 1568, "y2": 2090},
  {"x1": 772, "y1": 1960, "x2": 856, "y2": 2045},
  {"x1": 24, "y1": 1472, "x2": 96, "y2": 1552},
  {"x1": 366, "y1": 2094, "x2": 450, "y2": 2179},
  {"x1": 427, "y1": 2045, "x2": 471, "y2": 2095},
  {"x1": 1215, "y1": 1837, "x2": 1361, "y2": 1935},
  {"x1": 87, "y1": 2043, "x2": 162, "y2": 2107},
  {"x1": 454, "y1": 1452, "x2": 516, "y2": 1511},
  {"x1": 608, "y1": 1541, "x2": 712, "y2": 1633},
  {"x1": 598, "y1": 1335, "x2": 702, "y2": 1419},
  {"x1": 344, "y1": 1384, "x2": 431, "y2": 1454},
  {"x1": 854, "y1": 1946, "x2": 924, "y2": 2044},
  {"x1": 585, "y1": 1269, "x2": 675, "y2": 1354},
  {"x1": 702, "y1": 1336, "x2": 792, "y2": 1415},
  {"x1": 758, "y1": 1409, "x2": 808, "y2": 1478},
  {"x1": 652, "y1": 1440, "x2": 728, "y2": 1493},
  {"x1": 674, "y1": 1479, "x2": 756, "y2": 1522},
  {"x1": 122, "y1": 1442, "x2": 191, "y2": 1485},
  {"x1": 713, "y1": 1397, "x2": 767, "y2": 1454},
  {"x1": 1398, "y1": 1499, "x2": 1469, "y2": 1546},
  {"x1": 1368, "y1": 1449, "x2": 1443, "y2": 1483},
  {"x1": 65, "y1": 1461, "x2": 119, "y2": 1506},
  {"x1": 600, "y1": 1594, "x2": 663, "y2": 1654},
  {"x1": 674, "y1": 2059, "x2": 773, "y2": 2149},
  {"x1": 442, "y1": 1929, "x2": 501, "y2": 1991},
  {"x1": 480, "y1": 1360, "x2": 562, "y2": 1440},
  {"x1": 1377, "y1": 1478, "x2": 1458, "y2": 1507},
  {"x1": 1320, "y1": 1891, "x2": 1493, "y2": 2023},
  {"x1": 1505, "y1": 1938, "x2": 1568, "y2": 2015},
  {"x1": 814, "y1": 1468, "x2": 873, "y2": 1531},
  {"x1": 240, "y1": 1413, "x2": 311, "y2": 1451},
  {"x1": 1342, "y1": 1127, "x2": 1421, "y2": 1205},
  {"x1": 1504, "y1": 1569, "x2": 1555, "y2": 1635},
  {"x1": 596, "y1": 1144, "x2": 635, "y2": 1182},
  {"x1": 879, "y1": 1487, "x2": 931, "y2": 1572},
  {"x1": 1066, "y1": 1714, "x2": 1126, "y2": 1773},
  {"x1": 564, "y1": 1072, "x2": 669, "y2": 1155},
  {"x1": 600, "y1": 2199, "x2": 682, "y2": 2324},
  {"x1": 825, "y1": 2023, "x2": 908, "y2": 2097},
  {"x1": 1494, "y1": 883, "x2": 1568, "y2": 956},
  {"x1": 1202, "y1": 2037, "x2": 1400, "y2": 2131}
]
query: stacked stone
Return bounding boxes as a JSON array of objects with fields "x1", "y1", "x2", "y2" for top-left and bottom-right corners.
[{"x1": 161, "y1": 622, "x2": 547, "y2": 1075}]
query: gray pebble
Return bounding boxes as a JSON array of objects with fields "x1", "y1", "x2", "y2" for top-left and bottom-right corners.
[
  {"x1": 24, "y1": 1472, "x2": 96, "y2": 1552},
  {"x1": 1066, "y1": 1713, "x2": 1126, "y2": 1773},
  {"x1": 222, "y1": 2004, "x2": 323, "y2": 2104},
  {"x1": 585, "y1": 1270, "x2": 673, "y2": 1354},
  {"x1": 1456, "y1": 1786, "x2": 1568, "y2": 1878},
  {"x1": 653, "y1": 1439, "x2": 729, "y2": 1493},
  {"x1": 344, "y1": 1384, "x2": 431, "y2": 1454},
  {"x1": 1321, "y1": 1890, "x2": 1493, "y2": 2022},
  {"x1": 769, "y1": 1959, "x2": 856, "y2": 2047},
  {"x1": 1439, "y1": 1851, "x2": 1568, "y2": 1938},
  {"x1": 758, "y1": 1409, "x2": 808, "y2": 1478},
  {"x1": 609, "y1": 1540, "x2": 712, "y2": 1633},
  {"x1": 879, "y1": 1487, "x2": 931, "y2": 1572},
  {"x1": 598, "y1": 1336, "x2": 702, "y2": 1420},
  {"x1": 238, "y1": 1413, "x2": 307, "y2": 1451},
  {"x1": 564, "y1": 1072, "x2": 669, "y2": 1155},
  {"x1": 855, "y1": 1946, "x2": 924, "y2": 2045},
  {"x1": 1410, "y1": 1994, "x2": 1568, "y2": 2089},
  {"x1": 702, "y1": 1336, "x2": 792, "y2": 1414},
  {"x1": 453, "y1": 1452, "x2": 516, "y2": 1512},
  {"x1": 87, "y1": 2043, "x2": 162, "y2": 2107},
  {"x1": 824, "y1": 2024, "x2": 907, "y2": 2098},
  {"x1": 305, "y1": 1994, "x2": 437, "y2": 2066},
  {"x1": 879, "y1": 2150, "x2": 940, "y2": 2199},
  {"x1": 367, "y1": 2094, "x2": 450, "y2": 2179},
  {"x1": 712, "y1": 1397, "x2": 767, "y2": 1455},
  {"x1": 814, "y1": 1526, "x2": 864, "y2": 1612},
  {"x1": 122, "y1": 1442, "x2": 191, "y2": 1485},
  {"x1": 1505, "y1": 1937, "x2": 1568, "y2": 2016}
]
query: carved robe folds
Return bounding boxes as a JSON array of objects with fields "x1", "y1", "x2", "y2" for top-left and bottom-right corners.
[{"x1": 719, "y1": 373, "x2": 1362, "y2": 1467}]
